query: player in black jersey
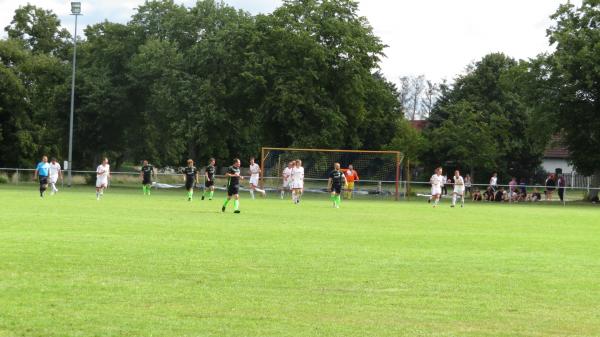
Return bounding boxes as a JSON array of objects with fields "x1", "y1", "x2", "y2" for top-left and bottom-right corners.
[
  {"x1": 182, "y1": 159, "x2": 199, "y2": 201},
  {"x1": 222, "y1": 158, "x2": 243, "y2": 213},
  {"x1": 328, "y1": 163, "x2": 347, "y2": 208},
  {"x1": 202, "y1": 158, "x2": 216, "y2": 201},
  {"x1": 139, "y1": 160, "x2": 155, "y2": 195}
]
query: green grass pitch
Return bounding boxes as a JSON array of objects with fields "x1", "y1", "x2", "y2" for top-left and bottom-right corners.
[{"x1": 1, "y1": 185, "x2": 600, "y2": 337}]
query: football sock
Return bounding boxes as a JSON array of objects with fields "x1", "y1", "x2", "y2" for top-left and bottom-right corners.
[
  {"x1": 336, "y1": 195, "x2": 341, "y2": 206},
  {"x1": 223, "y1": 199, "x2": 230, "y2": 208},
  {"x1": 280, "y1": 190, "x2": 285, "y2": 199},
  {"x1": 250, "y1": 190, "x2": 255, "y2": 199},
  {"x1": 209, "y1": 191, "x2": 214, "y2": 199},
  {"x1": 452, "y1": 194, "x2": 457, "y2": 206},
  {"x1": 147, "y1": 186, "x2": 151, "y2": 195},
  {"x1": 255, "y1": 187, "x2": 265, "y2": 194},
  {"x1": 143, "y1": 185, "x2": 146, "y2": 194},
  {"x1": 234, "y1": 200, "x2": 239, "y2": 210}
]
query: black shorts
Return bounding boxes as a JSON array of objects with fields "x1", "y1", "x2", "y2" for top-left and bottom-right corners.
[
  {"x1": 331, "y1": 184, "x2": 342, "y2": 194},
  {"x1": 205, "y1": 180, "x2": 215, "y2": 188},
  {"x1": 39, "y1": 176, "x2": 48, "y2": 185},
  {"x1": 142, "y1": 177, "x2": 152, "y2": 185},
  {"x1": 185, "y1": 180, "x2": 195, "y2": 190},
  {"x1": 227, "y1": 184, "x2": 239, "y2": 196}
]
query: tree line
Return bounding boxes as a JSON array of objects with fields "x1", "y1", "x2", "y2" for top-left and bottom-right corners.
[{"x1": 0, "y1": 0, "x2": 598, "y2": 181}]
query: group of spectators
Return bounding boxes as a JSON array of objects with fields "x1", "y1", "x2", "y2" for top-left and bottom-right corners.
[{"x1": 439, "y1": 172, "x2": 567, "y2": 203}]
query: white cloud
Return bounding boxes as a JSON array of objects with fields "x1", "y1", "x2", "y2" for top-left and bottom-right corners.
[{"x1": 0, "y1": 0, "x2": 581, "y2": 84}]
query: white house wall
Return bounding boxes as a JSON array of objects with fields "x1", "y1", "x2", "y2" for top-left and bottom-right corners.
[{"x1": 542, "y1": 158, "x2": 574, "y2": 174}]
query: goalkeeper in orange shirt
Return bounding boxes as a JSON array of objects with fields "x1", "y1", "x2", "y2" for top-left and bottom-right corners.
[{"x1": 341, "y1": 164, "x2": 359, "y2": 199}]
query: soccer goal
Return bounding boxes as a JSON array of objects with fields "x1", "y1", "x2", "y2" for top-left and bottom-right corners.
[{"x1": 260, "y1": 147, "x2": 404, "y2": 200}]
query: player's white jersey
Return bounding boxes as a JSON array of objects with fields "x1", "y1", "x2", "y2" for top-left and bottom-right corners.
[
  {"x1": 249, "y1": 163, "x2": 260, "y2": 178},
  {"x1": 49, "y1": 163, "x2": 61, "y2": 179},
  {"x1": 430, "y1": 174, "x2": 443, "y2": 195},
  {"x1": 453, "y1": 175, "x2": 465, "y2": 194},
  {"x1": 490, "y1": 176, "x2": 498, "y2": 186},
  {"x1": 96, "y1": 164, "x2": 110, "y2": 177},
  {"x1": 96, "y1": 164, "x2": 110, "y2": 188},
  {"x1": 291, "y1": 166, "x2": 304, "y2": 181},
  {"x1": 290, "y1": 166, "x2": 304, "y2": 189},
  {"x1": 430, "y1": 174, "x2": 443, "y2": 187},
  {"x1": 283, "y1": 167, "x2": 291, "y2": 181}
]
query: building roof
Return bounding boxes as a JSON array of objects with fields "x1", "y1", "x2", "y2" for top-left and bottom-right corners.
[
  {"x1": 544, "y1": 135, "x2": 570, "y2": 159},
  {"x1": 409, "y1": 120, "x2": 429, "y2": 131}
]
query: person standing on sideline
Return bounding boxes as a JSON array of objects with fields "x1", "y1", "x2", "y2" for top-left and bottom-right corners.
[
  {"x1": 48, "y1": 157, "x2": 63, "y2": 195},
  {"x1": 328, "y1": 163, "x2": 347, "y2": 208},
  {"x1": 441, "y1": 173, "x2": 448, "y2": 195},
  {"x1": 33, "y1": 155, "x2": 50, "y2": 198},
  {"x1": 464, "y1": 174, "x2": 472, "y2": 198},
  {"x1": 202, "y1": 158, "x2": 216, "y2": 201},
  {"x1": 95, "y1": 158, "x2": 111, "y2": 200},
  {"x1": 558, "y1": 174, "x2": 566, "y2": 202},
  {"x1": 545, "y1": 173, "x2": 557, "y2": 201},
  {"x1": 248, "y1": 157, "x2": 266, "y2": 199},
  {"x1": 341, "y1": 164, "x2": 359, "y2": 200},
  {"x1": 222, "y1": 158, "x2": 243, "y2": 213},
  {"x1": 140, "y1": 160, "x2": 154, "y2": 196},
  {"x1": 489, "y1": 172, "x2": 498, "y2": 201}
]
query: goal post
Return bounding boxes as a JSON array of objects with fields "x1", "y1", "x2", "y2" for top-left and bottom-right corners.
[{"x1": 260, "y1": 147, "x2": 404, "y2": 200}]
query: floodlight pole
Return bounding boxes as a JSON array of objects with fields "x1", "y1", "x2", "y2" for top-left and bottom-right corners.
[{"x1": 68, "y1": 2, "x2": 81, "y2": 187}]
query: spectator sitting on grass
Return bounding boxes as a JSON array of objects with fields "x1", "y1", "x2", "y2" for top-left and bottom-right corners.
[
  {"x1": 527, "y1": 187, "x2": 542, "y2": 202},
  {"x1": 495, "y1": 187, "x2": 506, "y2": 202},
  {"x1": 484, "y1": 187, "x2": 494, "y2": 201},
  {"x1": 472, "y1": 188, "x2": 482, "y2": 201},
  {"x1": 519, "y1": 178, "x2": 527, "y2": 199}
]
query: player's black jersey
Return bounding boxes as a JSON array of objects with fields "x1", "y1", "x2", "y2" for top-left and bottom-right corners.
[
  {"x1": 141, "y1": 165, "x2": 153, "y2": 180},
  {"x1": 329, "y1": 170, "x2": 344, "y2": 186},
  {"x1": 227, "y1": 166, "x2": 240, "y2": 186},
  {"x1": 184, "y1": 166, "x2": 198, "y2": 182},
  {"x1": 206, "y1": 165, "x2": 215, "y2": 180}
]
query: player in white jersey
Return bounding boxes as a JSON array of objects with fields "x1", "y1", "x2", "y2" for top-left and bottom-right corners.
[
  {"x1": 248, "y1": 157, "x2": 266, "y2": 199},
  {"x1": 290, "y1": 159, "x2": 304, "y2": 204},
  {"x1": 281, "y1": 161, "x2": 294, "y2": 199},
  {"x1": 451, "y1": 170, "x2": 465, "y2": 208},
  {"x1": 430, "y1": 167, "x2": 444, "y2": 207},
  {"x1": 48, "y1": 157, "x2": 63, "y2": 195},
  {"x1": 95, "y1": 157, "x2": 111, "y2": 200}
]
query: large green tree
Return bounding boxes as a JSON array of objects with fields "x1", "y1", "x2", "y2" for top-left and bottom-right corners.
[
  {"x1": 425, "y1": 53, "x2": 552, "y2": 182},
  {"x1": 0, "y1": 0, "x2": 406, "y2": 169},
  {"x1": 548, "y1": 0, "x2": 600, "y2": 176}
]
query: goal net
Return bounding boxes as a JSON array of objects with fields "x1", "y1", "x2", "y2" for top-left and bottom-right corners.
[{"x1": 260, "y1": 147, "x2": 404, "y2": 200}]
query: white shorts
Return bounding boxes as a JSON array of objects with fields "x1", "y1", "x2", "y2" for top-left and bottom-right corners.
[
  {"x1": 49, "y1": 175, "x2": 59, "y2": 184},
  {"x1": 291, "y1": 180, "x2": 303, "y2": 189},
  {"x1": 454, "y1": 186, "x2": 465, "y2": 195},
  {"x1": 431, "y1": 186, "x2": 441, "y2": 196},
  {"x1": 249, "y1": 175, "x2": 259, "y2": 186},
  {"x1": 96, "y1": 177, "x2": 108, "y2": 188}
]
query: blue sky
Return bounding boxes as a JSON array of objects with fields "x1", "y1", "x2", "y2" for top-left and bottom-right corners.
[{"x1": 0, "y1": 0, "x2": 582, "y2": 84}]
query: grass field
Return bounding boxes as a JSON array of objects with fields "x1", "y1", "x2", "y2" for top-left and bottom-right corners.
[{"x1": 1, "y1": 185, "x2": 600, "y2": 337}]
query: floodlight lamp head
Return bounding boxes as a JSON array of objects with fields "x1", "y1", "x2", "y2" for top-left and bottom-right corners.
[{"x1": 71, "y1": 2, "x2": 81, "y2": 15}]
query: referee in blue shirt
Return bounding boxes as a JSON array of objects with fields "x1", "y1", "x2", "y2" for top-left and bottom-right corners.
[{"x1": 33, "y1": 155, "x2": 50, "y2": 197}]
